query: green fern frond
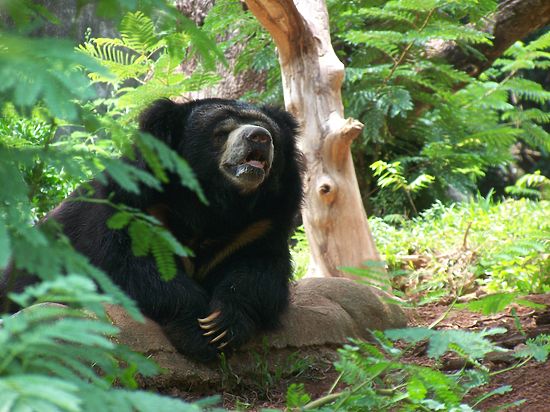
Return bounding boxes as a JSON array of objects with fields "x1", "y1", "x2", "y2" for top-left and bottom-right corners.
[
  {"x1": 0, "y1": 375, "x2": 81, "y2": 411},
  {"x1": 78, "y1": 40, "x2": 148, "y2": 84},
  {"x1": 350, "y1": 7, "x2": 416, "y2": 26},
  {"x1": 344, "y1": 30, "x2": 404, "y2": 56},
  {"x1": 505, "y1": 186, "x2": 542, "y2": 199},
  {"x1": 503, "y1": 78, "x2": 550, "y2": 104},
  {"x1": 463, "y1": 126, "x2": 522, "y2": 148},
  {"x1": 128, "y1": 220, "x2": 151, "y2": 256},
  {"x1": 388, "y1": 0, "x2": 439, "y2": 12},
  {"x1": 150, "y1": 235, "x2": 177, "y2": 281},
  {"x1": 155, "y1": 228, "x2": 193, "y2": 258},
  {"x1": 135, "y1": 132, "x2": 207, "y2": 204},
  {"x1": 525, "y1": 31, "x2": 550, "y2": 52},
  {"x1": 119, "y1": 11, "x2": 159, "y2": 54},
  {"x1": 102, "y1": 157, "x2": 161, "y2": 194},
  {"x1": 134, "y1": 138, "x2": 169, "y2": 183},
  {"x1": 115, "y1": 72, "x2": 219, "y2": 114},
  {"x1": 515, "y1": 171, "x2": 550, "y2": 189},
  {"x1": 416, "y1": 367, "x2": 460, "y2": 405},
  {"x1": 106, "y1": 212, "x2": 133, "y2": 230},
  {"x1": 408, "y1": 23, "x2": 491, "y2": 45},
  {"x1": 502, "y1": 108, "x2": 550, "y2": 124},
  {"x1": 519, "y1": 122, "x2": 550, "y2": 152}
]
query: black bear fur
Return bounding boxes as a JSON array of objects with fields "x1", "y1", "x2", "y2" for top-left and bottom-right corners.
[{"x1": 0, "y1": 98, "x2": 303, "y2": 363}]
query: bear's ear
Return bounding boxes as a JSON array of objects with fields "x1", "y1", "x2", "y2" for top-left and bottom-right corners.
[
  {"x1": 260, "y1": 106, "x2": 300, "y2": 139},
  {"x1": 139, "y1": 99, "x2": 193, "y2": 146}
]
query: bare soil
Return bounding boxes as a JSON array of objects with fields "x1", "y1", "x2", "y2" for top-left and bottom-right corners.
[{"x1": 174, "y1": 293, "x2": 550, "y2": 411}]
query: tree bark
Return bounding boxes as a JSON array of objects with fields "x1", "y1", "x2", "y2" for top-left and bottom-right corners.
[
  {"x1": 245, "y1": 0, "x2": 381, "y2": 278},
  {"x1": 432, "y1": 0, "x2": 550, "y2": 76}
]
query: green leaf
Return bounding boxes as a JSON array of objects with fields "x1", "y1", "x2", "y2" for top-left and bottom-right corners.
[
  {"x1": 150, "y1": 236, "x2": 177, "y2": 281},
  {"x1": 461, "y1": 293, "x2": 516, "y2": 315},
  {"x1": 286, "y1": 383, "x2": 311, "y2": 408},
  {"x1": 136, "y1": 132, "x2": 207, "y2": 204},
  {"x1": 472, "y1": 385, "x2": 513, "y2": 407},
  {"x1": 407, "y1": 376, "x2": 427, "y2": 401},
  {"x1": 128, "y1": 220, "x2": 151, "y2": 256},
  {"x1": 120, "y1": 11, "x2": 158, "y2": 54},
  {"x1": 107, "y1": 212, "x2": 133, "y2": 229},
  {"x1": 0, "y1": 375, "x2": 81, "y2": 412},
  {"x1": 385, "y1": 328, "x2": 507, "y2": 360},
  {"x1": 0, "y1": 218, "x2": 11, "y2": 269}
]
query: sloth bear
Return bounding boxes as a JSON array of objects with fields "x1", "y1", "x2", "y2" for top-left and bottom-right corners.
[{"x1": 1, "y1": 99, "x2": 303, "y2": 362}]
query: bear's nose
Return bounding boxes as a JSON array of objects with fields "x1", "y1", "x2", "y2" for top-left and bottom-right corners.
[{"x1": 245, "y1": 126, "x2": 272, "y2": 144}]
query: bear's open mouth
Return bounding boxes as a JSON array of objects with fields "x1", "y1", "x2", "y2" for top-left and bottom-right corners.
[{"x1": 241, "y1": 149, "x2": 267, "y2": 171}]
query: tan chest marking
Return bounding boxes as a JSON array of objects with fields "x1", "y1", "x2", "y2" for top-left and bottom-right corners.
[
  {"x1": 146, "y1": 205, "x2": 271, "y2": 281},
  {"x1": 194, "y1": 219, "x2": 271, "y2": 280}
]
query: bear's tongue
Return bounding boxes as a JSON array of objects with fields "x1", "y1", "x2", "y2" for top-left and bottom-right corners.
[{"x1": 246, "y1": 160, "x2": 264, "y2": 169}]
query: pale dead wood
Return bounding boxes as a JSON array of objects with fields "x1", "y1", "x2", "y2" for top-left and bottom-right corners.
[{"x1": 246, "y1": 0, "x2": 382, "y2": 278}]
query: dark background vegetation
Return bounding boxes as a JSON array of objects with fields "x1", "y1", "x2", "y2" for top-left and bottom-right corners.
[{"x1": 0, "y1": 0, "x2": 548, "y2": 410}]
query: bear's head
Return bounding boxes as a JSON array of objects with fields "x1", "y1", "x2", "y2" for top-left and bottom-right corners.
[{"x1": 138, "y1": 98, "x2": 301, "y2": 196}]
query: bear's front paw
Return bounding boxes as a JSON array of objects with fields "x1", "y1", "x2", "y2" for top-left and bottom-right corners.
[
  {"x1": 198, "y1": 310, "x2": 230, "y2": 349},
  {"x1": 162, "y1": 318, "x2": 220, "y2": 363},
  {"x1": 197, "y1": 306, "x2": 255, "y2": 354}
]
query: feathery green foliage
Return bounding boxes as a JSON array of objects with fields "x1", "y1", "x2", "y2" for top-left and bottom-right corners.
[
  {"x1": 505, "y1": 170, "x2": 550, "y2": 199},
  {"x1": 202, "y1": 0, "x2": 283, "y2": 104},
  {"x1": 369, "y1": 197, "x2": 550, "y2": 297},
  {"x1": 329, "y1": 0, "x2": 550, "y2": 215},
  {"x1": 202, "y1": 0, "x2": 550, "y2": 215},
  {"x1": 287, "y1": 327, "x2": 529, "y2": 411},
  {"x1": 79, "y1": 11, "x2": 222, "y2": 118},
  {"x1": 0, "y1": 1, "x2": 223, "y2": 410}
]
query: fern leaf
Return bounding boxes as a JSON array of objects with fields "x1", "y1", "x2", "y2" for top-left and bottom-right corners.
[
  {"x1": 150, "y1": 235, "x2": 177, "y2": 281},
  {"x1": 388, "y1": 0, "x2": 438, "y2": 12},
  {"x1": 78, "y1": 39, "x2": 147, "y2": 84},
  {"x1": 128, "y1": 220, "x2": 151, "y2": 257},
  {"x1": 102, "y1": 158, "x2": 161, "y2": 194},
  {"x1": 135, "y1": 132, "x2": 207, "y2": 204},
  {"x1": 120, "y1": 11, "x2": 158, "y2": 54},
  {"x1": 155, "y1": 228, "x2": 194, "y2": 258},
  {"x1": 134, "y1": 138, "x2": 169, "y2": 183},
  {"x1": 0, "y1": 217, "x2": 11, "y2": 268},
  {"x1": 107, "y1": 212, "x2": 133, "y2": 230},
  {"x1": 504, "y1": 78, "x2": 550, "y2": 104},
  {"x1": 525, "y1": 32, "x2": 550, "y2": 52},
  {"x1": 0, "y1": 375, "x2": 81, "y2": 412},
  {"x1": 464, "y1": 126, "x2": 522, "y2": 148},
  {"x1": 344, "y1": 30, "x2": 403, "y2": 56},
  {"x1": 351, "y1": 7, "x2": 416, "y2": 26},
  {"x1": 519, "y1": 122, "x2": 550, "y2": 152},
  {"x1": 408, "y1": 174, "x2": 435, "y2": 192},
  {"x1": 502, "y1": 108, "x2": 550, "y2": 124},
  {"x1": 462, "y1": 293, "x2": 517, "y2": 315}
]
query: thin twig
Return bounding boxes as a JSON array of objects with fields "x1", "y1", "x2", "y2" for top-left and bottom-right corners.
[
  {"x1": 462, "y1": 221, "x2": 473, "y2": 250},
  {"x1": 383, "y1": 8, "x2": 436, "y2": 85},
  {"x1": 490, "y1": 356, "x2": 533, "y2": 377},
  {"x1": 429, "y1": 298, "x2": 458, "y2": 329}
]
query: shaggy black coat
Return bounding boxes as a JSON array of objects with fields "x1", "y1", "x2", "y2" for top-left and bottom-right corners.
[{"x1": 0, "y1": 99, "x2": 303, "y2": 362}]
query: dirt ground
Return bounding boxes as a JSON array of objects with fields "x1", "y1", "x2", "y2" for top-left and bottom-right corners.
[
  {"x1": 176, "y1": 293, "x2": 550, "y2": 411},
  {"x1": 410, "y1": 294, "x2": 550, "y2": 411}
]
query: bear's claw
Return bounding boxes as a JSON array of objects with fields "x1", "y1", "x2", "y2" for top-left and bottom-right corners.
[
  {"x1": 198, "y1": 310, "x2": 221, "y2": 325},
  {"x1": 198, "y1": 310, "x2": 230, "y2": 349},
  {"x1": 209, "y1": 330, "x2": 227, "y2": 344}
]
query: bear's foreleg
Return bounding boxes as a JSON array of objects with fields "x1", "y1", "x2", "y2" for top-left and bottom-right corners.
[{"x1": 200, "y1": 250, "x2": 292, "y2": 354}]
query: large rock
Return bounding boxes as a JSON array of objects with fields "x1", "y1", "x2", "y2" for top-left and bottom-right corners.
[{"x1": 106, "y1": 277, "x2": 407, "y2": 390}]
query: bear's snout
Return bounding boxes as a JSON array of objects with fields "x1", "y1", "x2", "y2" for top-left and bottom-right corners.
[{"x1": 243, "y1": 126, "x2": 271, "y2": 145}]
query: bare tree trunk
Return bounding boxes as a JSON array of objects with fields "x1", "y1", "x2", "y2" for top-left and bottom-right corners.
[{"x1": 245, "y1": 0, "x2": 381, "y2": 278}]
